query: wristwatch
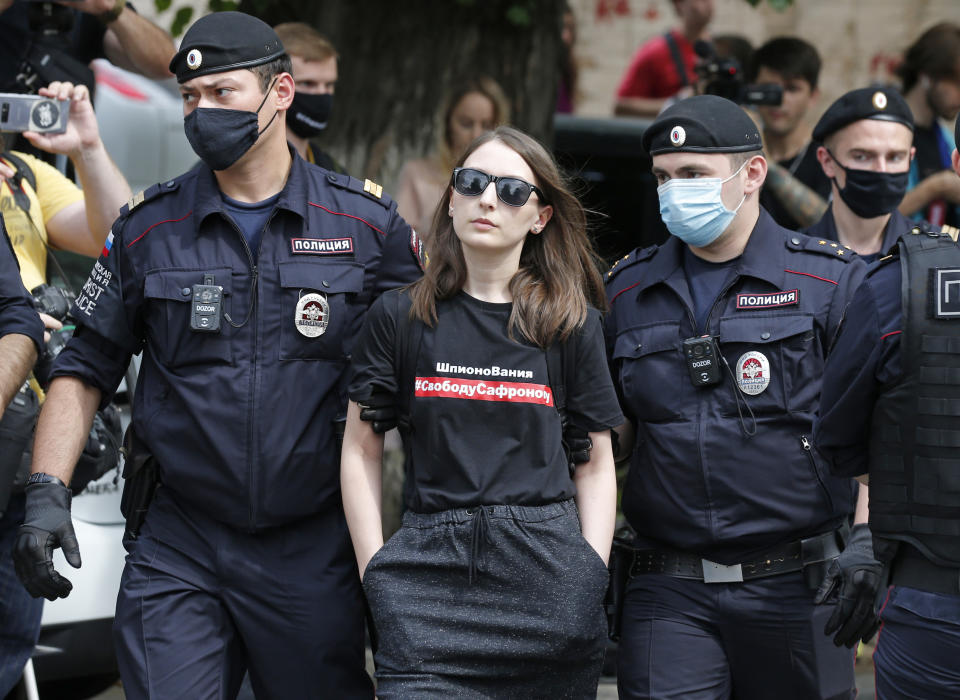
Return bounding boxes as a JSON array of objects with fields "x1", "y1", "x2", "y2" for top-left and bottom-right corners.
[
  {"x1": 26, "y1": 472, "x2": 67, "y2": 488},
  {"x1": 99, "y1": 0, "x2": 125, "y2": 24}
]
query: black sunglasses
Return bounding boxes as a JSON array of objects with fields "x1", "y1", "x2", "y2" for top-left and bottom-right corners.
[{"x1": 452, "y1": 167, "x2": 547, "y2": 207}]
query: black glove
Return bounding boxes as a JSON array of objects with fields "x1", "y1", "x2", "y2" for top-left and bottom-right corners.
[
  {"x1": 13, "y1": 480, "x2": 82, "y2": 600},
  {"x1": 358, "y1": 392, "x2": 398, "y2": 434},
  {"x1": 563, "y1": 424, "x2": 593, "y2": 467},
  {"x1": 813, "y1": 524, "x2": 883, "y2": 648}
]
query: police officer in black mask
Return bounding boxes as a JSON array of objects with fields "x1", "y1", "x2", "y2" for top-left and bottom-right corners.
[{"x1": 806, "y1": 86, "x2": 956, "y2": 262}]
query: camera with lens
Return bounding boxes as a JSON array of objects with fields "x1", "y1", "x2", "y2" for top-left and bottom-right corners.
[
  {"x1": 693, "y1": 40, "x2": 782, "y2": 107},
  {"x1": 30, "y1": 283, "x2": 75, "y2": 387},
  {"x1": 682, "y1": 334, "x2": 722, "y2": 388}
]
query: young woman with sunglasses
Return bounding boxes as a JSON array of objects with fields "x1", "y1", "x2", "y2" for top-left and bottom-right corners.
[{"x1": 341, "y1": 126, "x2": 623, "y2": 697}]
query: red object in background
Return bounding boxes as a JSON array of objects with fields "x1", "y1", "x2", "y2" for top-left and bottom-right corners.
[
  {"x1": 596, "y1": 0, "x2": 611, "y2": 20},
  {"x1": 644, "y1": 1, "x2": 659, "y2": 20},
  {"x1": 615, "y1": 0, "x2": 631, "y2": 15}
]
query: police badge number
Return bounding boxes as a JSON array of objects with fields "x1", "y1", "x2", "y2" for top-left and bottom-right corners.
[{"x1": 295, "y1": 292, "x2": 330, "y2": 338}]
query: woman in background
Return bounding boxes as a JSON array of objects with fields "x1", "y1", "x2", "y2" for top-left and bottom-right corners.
[{"x1": 395, "y1": 76, "x2": 509, "y2": 237}]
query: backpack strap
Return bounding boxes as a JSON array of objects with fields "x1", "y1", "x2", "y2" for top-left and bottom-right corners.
[
  {"x1": 546, "y1": 328, "x2": 580, "y2": 476},
  {"x1": 393, "y1": 291, "x2": 424, "y2": 506},
  {"x1": 1, "y1": 152, "x2": 37, "y2": 213},
  {"x1": 663, "y1": 32, "x2": 691, "y2": 88}
]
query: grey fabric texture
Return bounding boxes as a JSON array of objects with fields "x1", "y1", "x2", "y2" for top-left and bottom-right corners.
[{"x1": 363, "y1": 499, "x2": 609, "y2": 698}]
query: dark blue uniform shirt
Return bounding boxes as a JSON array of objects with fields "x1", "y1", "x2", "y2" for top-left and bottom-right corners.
[
  {"x1": 51, "y1": 152, "x2": 424, "y2": 531},
  {"x1": 814, "y1": 258, "x2": 902, "y2": 478},
  {"x1": 0, "y1": 222, "x2": 42, "y2": 353},
  {"x1": 605, "y1": 209, "x2": 866, "y2": 564},
  {"x1": 805, "y1": 206, "x2": 915, "y2": 264}
]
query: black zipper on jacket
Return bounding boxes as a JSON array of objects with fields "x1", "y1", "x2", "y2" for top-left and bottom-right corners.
[{"x1": 802, "y1": 434, "x2": 834, "y2": 513}]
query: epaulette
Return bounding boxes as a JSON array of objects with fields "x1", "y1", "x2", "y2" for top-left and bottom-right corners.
[
  {"x1": 324, "y1": 172, "x2": 393, "y2": 210},
  {"x1": 940, "y1": 224, "x2": 960, "y2": 242},
  {"x1": 118, "y1": 178, "x2": 182, "y2": 218},
  {"x1": 606, "y1": 246, "x2": 656, "y2": 282},
  {"x1": 788, "y1": 234, "x2": 855, "y2": 261}
]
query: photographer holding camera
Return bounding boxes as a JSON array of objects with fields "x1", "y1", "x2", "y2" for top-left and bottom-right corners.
[
  {"x1": 0, "y1": 0, "x2": 174, "y2": 97},
  {"x1": 0, "y1": 78, "x2": 130, "y2": 697}
]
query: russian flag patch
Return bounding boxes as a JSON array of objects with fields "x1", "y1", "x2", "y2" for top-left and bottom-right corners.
[{"x1": 101, "y1": 230, "x2": 114, "y2": 258}]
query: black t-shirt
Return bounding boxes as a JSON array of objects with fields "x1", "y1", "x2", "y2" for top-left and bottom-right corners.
[
  {"x1": 683, "y1": 246, "x2": 739, "y2": 331},
  {"x1": 759, "y1": 143, "x2": 832, "y2": 231},
  {"x1": 348, "y1": 288, "x2": 624, "y2": 513}
]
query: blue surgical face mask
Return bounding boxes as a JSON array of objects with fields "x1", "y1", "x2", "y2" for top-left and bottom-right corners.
[{"x1": 657, "y1": 160, "x2": 747, "y2": 248}]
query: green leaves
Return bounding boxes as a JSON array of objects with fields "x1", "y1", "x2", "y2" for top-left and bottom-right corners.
[{"x1": 170, "y1": 6, "x2": 194, "y2": 37}]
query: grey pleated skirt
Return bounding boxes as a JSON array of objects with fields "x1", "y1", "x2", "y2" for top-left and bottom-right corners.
[{"x1": 362, "y1": 499, "x2": 609, "y2": 699}]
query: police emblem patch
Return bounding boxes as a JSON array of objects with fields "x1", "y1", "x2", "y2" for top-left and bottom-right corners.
[
  {"x1": 736, "y1": 351, "x2": 770, "y2": 395},
  {"x1": 934, "y1": 268, "x2": 960, "y2": 318},
  {"x1": 670, "y1": 126, "x2": 686, "y2": 146},
  {"x1": 872, "y1": 91, "x2": 887, "y2": 110},
  {"x1": 187, "y1": 49, "x2": 202, "y2": 70},
  {"x1": 295, "y1": 292, "x2": 330, "y2": 337}
]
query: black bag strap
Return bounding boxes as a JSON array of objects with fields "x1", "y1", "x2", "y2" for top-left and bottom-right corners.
[
  {"x1": 1, "y1": 151, "x2": 37, "y2": 213},
  {"x1": 664, "y1": 32, "x2": 691, "y2": 88}
]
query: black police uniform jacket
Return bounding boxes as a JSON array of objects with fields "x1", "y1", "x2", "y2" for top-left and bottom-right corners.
[
  {"x1": 52, "y1": 152, "x2": 424, "y2": 531},
  {"x1": 0, "y1": 222, "x2": 43, "y2": 354},
  {"x1": 605, "y1": 209, "x2": 866, "y2": 564}
]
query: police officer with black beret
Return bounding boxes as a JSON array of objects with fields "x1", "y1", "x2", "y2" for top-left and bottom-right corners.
[
  {"x1": 12, "y1": 11, "x2": 423, "y2": 699},
  {"x1": 806, "y1": 86, "x2": 956, "y2": 261},
  {"x1": 606, "y1": 94, "x2": 868, "y2": 698},
  {"x1": 815, "y1": 115, "x2": 960, "y2": 699}
]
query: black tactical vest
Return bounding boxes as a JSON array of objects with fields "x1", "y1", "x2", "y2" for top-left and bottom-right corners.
[{"x1": 869, "y1": 228, "x2": 960, "y2": 567}]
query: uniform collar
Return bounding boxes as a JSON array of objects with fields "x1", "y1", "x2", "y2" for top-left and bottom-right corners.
[
  {"x1": 193, "y1": 145, "x2": 309, "y2": 233},
  {"x1": 807, "y1": 204, "x2": 909, "y2": 258},
  {"x1": 640, "y1": 208, "x2": 788, "y2": 296}
]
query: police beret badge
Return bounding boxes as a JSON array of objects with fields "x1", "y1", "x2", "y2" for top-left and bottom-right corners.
[
  {"x1": 670, "y1": 126, "x2": 686, "y2": 147},
  {"x1": 186, "y1": 49, "x2": 202, "y2": 70},
  {"x1": 872, "y1": 91, "x2": 887, "y2": 110}
]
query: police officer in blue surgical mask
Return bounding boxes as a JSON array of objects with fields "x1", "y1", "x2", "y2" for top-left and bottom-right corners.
[
  {"x1": 805, "y1": 86, "x2": 958, "y2": 261},
  {"x1": 12, "y1": 11, "x2": 423, "y2": 700},
  {"x1": 606, "y1": 94, "x2": 870, "y2": 699}
]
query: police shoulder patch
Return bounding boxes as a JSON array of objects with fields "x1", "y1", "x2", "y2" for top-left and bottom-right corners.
[
  {"x1": 940, "y1": 224, "x2": 960, "y2": 242},
  {"x1": 790, "y1": 234, "x2": 857, "y2": 262},
  {"x1": 118, "y1": 178, "x2": 180, "y2": 218},
  {"x1": 606, "y1": 246, "x2": 656, "y2": 282},
  {"x1": 325, "y1": 173, "x2": 393, "y2": 210}
]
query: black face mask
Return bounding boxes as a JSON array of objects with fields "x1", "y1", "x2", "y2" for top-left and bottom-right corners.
[
  {"x1": 286, "y1": 92, "x2": 333, "y2": 138},
  {"x1": 183, "y1": 78, "x2": 278, "y2": 171},
  {"x1": 828, "y1": 151, "x2": 909, "y2": 218}
]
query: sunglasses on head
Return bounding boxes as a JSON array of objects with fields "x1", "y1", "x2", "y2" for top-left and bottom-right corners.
[{"x1": 452, "y1": 167, "x2": 547, "y2": 207}]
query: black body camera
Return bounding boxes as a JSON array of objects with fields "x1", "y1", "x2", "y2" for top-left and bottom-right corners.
[
  {"x1": 190, "y1": 274, "x2": 222, "y2": 333},
  {"x1": 694, "y1": 41, "x2": 782, "y2": 107},
  {"x1": 683, "y1": 335, "x2": 722, "y2": 388}
]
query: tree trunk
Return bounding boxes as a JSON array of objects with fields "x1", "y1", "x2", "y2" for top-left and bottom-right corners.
[{"x1": 238, "y1": 0, "x2": 564, "y2": 190}]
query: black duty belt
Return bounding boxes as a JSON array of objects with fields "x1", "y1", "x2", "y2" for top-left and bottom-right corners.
[
  {"x1": 629, "y1": 530, "x2": 841, "y2": 583},
  {"x1": 892, "y1": 548, "x2": 960, "y2": 595}
]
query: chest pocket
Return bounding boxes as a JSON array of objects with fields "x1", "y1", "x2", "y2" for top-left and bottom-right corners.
[
  {"x1": 612, "y1": 320, "x2": 689, "y2": 422},
  {"x1": 717, "y1": 313, "x2": 820, "y2": 415},
  {"x1": 143, "y1": 268, "x2": 234, "y2": 368},
  {"x1": 279, "y1": 260, "x2": 365, "y2": 361}
]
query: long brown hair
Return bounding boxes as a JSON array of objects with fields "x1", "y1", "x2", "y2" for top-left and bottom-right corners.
[{"x1": 409, "y1": 126, "x2": 606, "y2": 348}]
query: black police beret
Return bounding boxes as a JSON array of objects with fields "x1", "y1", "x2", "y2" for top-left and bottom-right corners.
[
  {"x1": 812, "y1": 87, "x2": 914, "y2": 143},
  {"x1": 170, "y1": 12, "x2": 285, "y2": 84},
  {"x1": 642, "y1": 95, "x2": 762, "y2": 156}
]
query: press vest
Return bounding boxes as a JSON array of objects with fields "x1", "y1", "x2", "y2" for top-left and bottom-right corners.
[{"x1": 870, "y1": 228, "x2": 960, "y2": 566}]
